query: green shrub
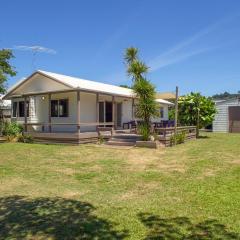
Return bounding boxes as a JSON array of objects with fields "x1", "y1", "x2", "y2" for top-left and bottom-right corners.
[
  {"x1": 2, "y1": 122, "x2": 23, "y2": 137},
  {"x1": 177, "y1": 131, "x2": 186, "y2": 144},
  {"x1": 98, "y1": 135, "x2": 105, "y2": 144},
  {"x1": 138, "y1": 123, "x2": 150, "y2": 141},
  {"x1": 170, "y1": 131, "x2": 186, "y2": 146},
  {"x1": 17, "y1": 134, "x2": 34, "y2": 143}
]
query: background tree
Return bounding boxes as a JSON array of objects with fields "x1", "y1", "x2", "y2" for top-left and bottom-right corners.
[
  {"x1": 172, "y1": 92, "x2": 216, "y2": 137},
  {"x1": 212, "y1": 91, "x2": 240, "y2": 100},
  {"x1": 119, "y1": 84, "x2": 132, "y2": 89},
  {"x1": 124, "y1": 47, "x2": 159, "y2": 140},
  {"x1": 0, "y1": 49, "x2": 17, "y2": 94}
]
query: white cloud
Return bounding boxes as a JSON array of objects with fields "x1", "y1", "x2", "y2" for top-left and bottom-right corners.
[
  {"x1": 150, "y1": 47, "x2": 213, "y2": 71},
  {"x1": 148, "y1": 14, "x2": 239, "y2": 71},
  {"x1": 14, "y1": 45, "x2": 56, "y2": 54}
]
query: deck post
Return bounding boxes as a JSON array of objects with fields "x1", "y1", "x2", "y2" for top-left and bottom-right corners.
[
  {"x1": 96, "y1": 93, "x2": 99, "y2": 131},
  {"x1": 132, "y1": 98, "x2": 134, "y2": 120},
  {"x1": 24, "y1": 96, "x2": 27, "y2": 132},
  {"x1": 48, "y1": 93, "x2": 52, "y2": 133},
  {"x1": 77, "y1": 90, "x2": 81, "y2": 134},
  {"x1": 112, "y1": 96, "x2": 115, "y2": 129},
  {"x1": 174, "y1": 86, "x2": 179, "y2": 145}
]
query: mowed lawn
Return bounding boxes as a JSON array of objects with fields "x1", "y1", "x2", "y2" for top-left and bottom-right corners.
[{"x1": 0, "y1": 133, "x2": 239, "y2": 239}]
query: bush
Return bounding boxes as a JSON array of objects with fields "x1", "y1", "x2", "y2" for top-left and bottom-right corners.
[
  {"x1": 5, "y1": 135, "x2": 18, "y2": 142},
  {"x1": 2, "y1": 122, "x2": 23, "y2": 137},
  {"x1": 17, "y1": 134, "x2": 34, "y2": 143},
  {"x1": 98, "y1": 135, "x2": 105, "y2": 144},
  {"x1": 177, "y1": 131, "x2": 186, "y2": 144},
  {"x1": 170, "y1": 131, "x2": 186, "y2": 146},
  {"x1": 138, "y1": 123, "x2": 150, "y2": 141}
]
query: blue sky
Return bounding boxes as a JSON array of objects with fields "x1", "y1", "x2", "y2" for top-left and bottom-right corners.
[{"x1": 1, "y1": 0, "x2": 240, "y2": 96}]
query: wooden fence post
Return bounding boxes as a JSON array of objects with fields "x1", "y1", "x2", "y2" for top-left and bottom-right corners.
[{"x1": 174, "y1": 86, "x2": 179, "y2": 145}]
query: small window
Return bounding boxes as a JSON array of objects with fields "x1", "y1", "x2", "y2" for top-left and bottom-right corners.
[
  {"x1": 99, "y1": 102, "x2": 104, "y2": 122},
  {"x1": 12, "y1": 102, "x2": 17, "y2": 117},
  {"x1": 19, "y1": 101, "x2": 25, "y2": 117},
  {"x1": 51, "y1": 99, "x2": 69, "y2": 117},
  {"x1": 160, "y1": 107, "x2": 164, "y2": 118},
  {"x1": 26, "y1": 101, "x2": 29, "y2": 117},
  {"x1": 51, "y1": 100, "x2": 59, "y2": 117},
  {"x1": 59, "y1": 99, "x2": 68, "y2": 117},
  {"x1": 18, "y1": 101, "x2": 29, "y2": 117}
]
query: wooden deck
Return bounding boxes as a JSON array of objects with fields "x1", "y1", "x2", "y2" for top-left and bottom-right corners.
[
  {"x1": 25, "y1": 126, "x2": 197, "y2": 146},
  {"x1": 26, "y1": 131, "x2": 99, "y2": 144}
]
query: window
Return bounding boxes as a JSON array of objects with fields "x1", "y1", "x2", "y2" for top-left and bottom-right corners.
[
  {"x1": 19, "y1": 101, "x2": 24, "y2": 117},
  {"x1": 160, "y1": 107, "x2": 164, "y2": 118},
  {"x1": 18, "y1": 101, "x2": 29, "y2": 117},
  {"x1": 51, "y1": 100, "x2": 58, "y2": 117},
  {"x1": 59, "y1": 99, "x2": 68, "y2": 117},
  {"x1": 12, "y1": 102, "x2": 17, "y2": 117},
  {"x1": 99, "y1": 102, "x2": 104, "y2": 122},
  {"x1": 51, "y1": 99, "x2": 68, "y2": 117}
]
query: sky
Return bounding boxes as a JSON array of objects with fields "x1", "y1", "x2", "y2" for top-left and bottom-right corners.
[{"x1": 1, "y1": 0, "x2": 240, "y2": 96}]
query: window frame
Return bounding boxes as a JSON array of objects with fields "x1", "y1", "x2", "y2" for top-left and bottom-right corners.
[
  {"x1": 12, "y1": 101, "x2": 29, "y2": 118},
  {"x1": 58, "y1": 99, "x2": 69, "y2": 117},
  {"x1": 51, "y1": 100, "x2": 59, "y2": 117},
  {"x1": 12, "y1": 102, "x2": 18, "y2": 118},
  {"x1": 51, "y1": 99, "x2": 69, "y2": 118},
  {"x1": 18, "y1": 101, "x2": 25, "y2": 117}
]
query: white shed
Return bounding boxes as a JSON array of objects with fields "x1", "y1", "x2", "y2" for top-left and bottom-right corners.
[{"x1": 213, "y1": 97, "x2": 240, "y2": 133}]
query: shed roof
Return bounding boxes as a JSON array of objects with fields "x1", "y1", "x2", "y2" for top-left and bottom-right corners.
[{"x1": 214, "y1": 97, "x2": 240, "y2": 105}]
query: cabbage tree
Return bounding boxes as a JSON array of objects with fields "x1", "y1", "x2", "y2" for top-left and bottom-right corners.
[{"x1": 124, "y1": 47, "x2": 159, "y2": 140}]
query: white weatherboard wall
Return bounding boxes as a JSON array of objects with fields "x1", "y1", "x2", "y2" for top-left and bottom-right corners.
[
  {"x1": 40, "y1": 92, "x2": 97, "y2": 132},
  {"x1": 213, "y1": 99, "x2": 240, "y2": 132},
  {"x1": 122, "y1": 100, "x2": 132, "y2": 124},
  {"x1": 13, "y1": 75, "x2": 71, "y2": 95},
  {"x1": 152, "y1": 105, "x2": 169, "y2": 122}
]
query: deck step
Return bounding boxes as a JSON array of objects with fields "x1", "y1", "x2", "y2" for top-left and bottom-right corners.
[
  {"x1": 110, "y1": 138, "x2": 137, "y2": 143},
  {"x1": 106, "y1": 133, "x2": 142, "y2": 146},
  {"x1": 115, "y1": 129, "x2": 131, "y2": 134},
  {"x1": 112, "y1": 134, "x2": 142, "y2": 140},
  {"x1": 106, "y1": 140, "x2": 136, "y2": 146}
]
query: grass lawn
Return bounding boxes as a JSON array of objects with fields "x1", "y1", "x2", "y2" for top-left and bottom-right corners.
[{"x1": 0, "y1": 133, "x2": 239, "y2": 239}]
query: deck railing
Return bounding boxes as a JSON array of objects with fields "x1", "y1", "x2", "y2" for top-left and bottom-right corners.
[
  {"x1": 24, "y1": 122, "x2": 114, "y2": 133},
  {"x1": 155, "y1": 126, "x2": 197, "y2": 146}
]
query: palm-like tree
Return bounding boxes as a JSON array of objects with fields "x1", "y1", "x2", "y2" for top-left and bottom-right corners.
[
  {"x1": 127, "y1": 61, "x2": 148, "y2": 81},
  {"x1": 124, "y1": 47, "x2": 148, "y2": 81},
  {"x1": 124, "y1": 47, "x2": 138, "y2": 64},
  {"x1": 124, "y1": 47, "x2": 159, "y2": 140}
]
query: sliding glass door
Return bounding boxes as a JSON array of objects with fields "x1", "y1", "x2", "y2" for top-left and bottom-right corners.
[
  {"x1": 98, "y1": 101, "x2": 112, "y2": 123},
  {"x1": 98, "y1": 101, "x2": 122, "y2": 128}
]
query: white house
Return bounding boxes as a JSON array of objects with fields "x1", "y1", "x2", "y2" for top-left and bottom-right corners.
[
  {"x1": 213, "y1": 97, "x2": 240, "y2": 133},
  {"x1": 3, "y1": 70, "x2": 173, "y2": 143}
]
